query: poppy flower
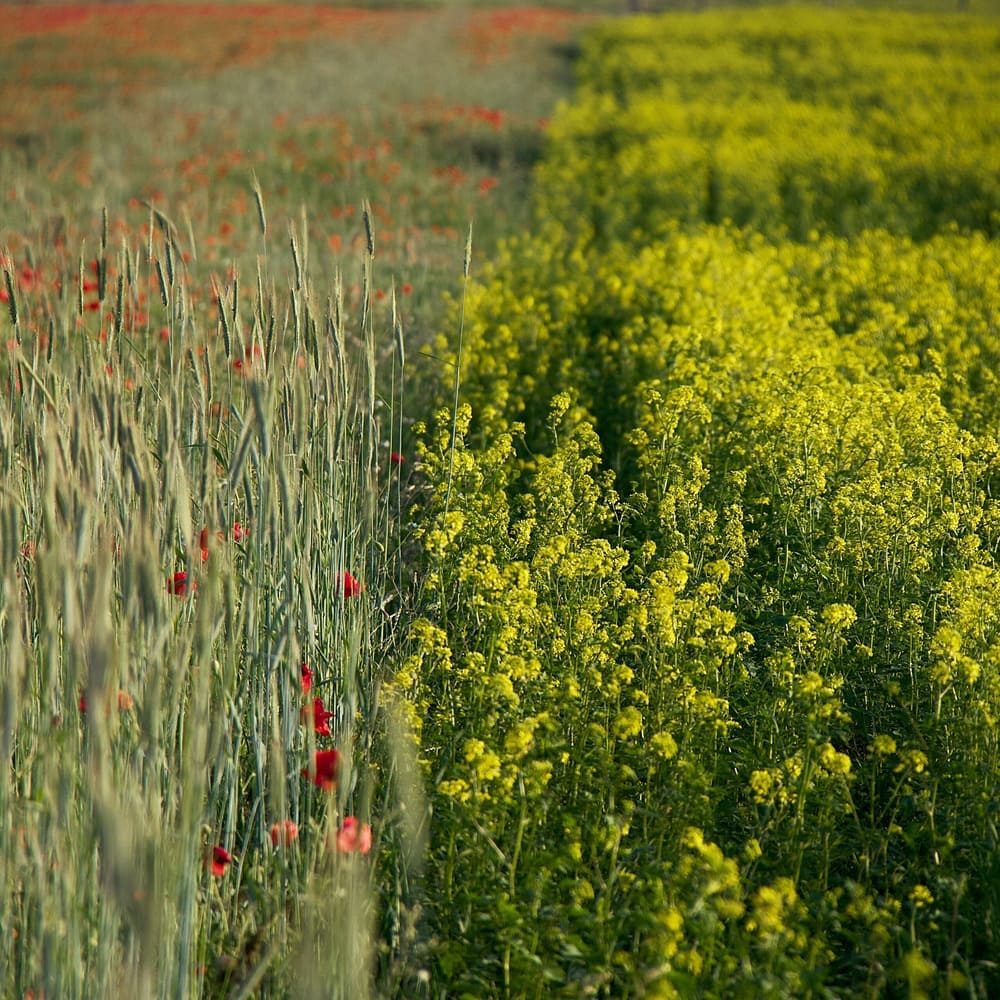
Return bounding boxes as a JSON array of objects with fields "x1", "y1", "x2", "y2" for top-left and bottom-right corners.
[
  {"x1": 301, "y1": 697, "x2": 335, "y2": 737},
  {"x1": 300, "y1": 663, "x2": 313, "y2": 695},
  {"x1": 232, "y1": 521, "x2": 250, "y2": 543},
  {"x1": 199, "y1": 529, "x2": 210, "y2": 563},
  {"x1": 302, "y1": 748, "x2": 341, "y2": 791},
  {"x1": 208, "y1": 845, "x2": 232, "y2": 876},
  {"x1": 339, "y1": 571, "x2": 363, "y2": 598},
  {"x1": 167, "y1": 571, "x2": 193, "y2": 596},
  {"x1": 390, "y1": 451, "x2": 405, "y2": 467},
  {"x1": 333, "y1": 816, "x2": 372, "y2": 855},
  {"x1": 233, "y1": 344, "x2": 263, "y2": 375},
  {"x1": 269, "y1": 820, "x2": 298, "y2": 848},
  {"x1": 18, "y1": 265, "x2": 41, "y2": 291},
  {"x1": 78, "y1": 689, "x2": 134, "y2": 714}
]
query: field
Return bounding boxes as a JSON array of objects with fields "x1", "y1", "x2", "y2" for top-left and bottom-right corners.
[{"x1": 3, "y1": 2, "x2": 1000, "y2": 998}]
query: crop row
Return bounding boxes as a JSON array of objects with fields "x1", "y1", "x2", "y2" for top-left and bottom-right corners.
[{"x1": 404, "y1": 9, "x2": 1000, "y2": 996}]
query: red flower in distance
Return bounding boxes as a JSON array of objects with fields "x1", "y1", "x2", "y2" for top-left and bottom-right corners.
[
  {"x1": 18, "y1": 265, "x2": 41, "y2": 291},
  {"x1": 200, "y1": 523, "x2": 248, "y2": 562},
  {"x1": 209, "y1": 845, "x2": 232, "y2": 877},
  {"x1": 333, "y1": 816, "x2": 372, "y2": 855},
  {"x1": 302, "y1": 697, "x2": 335, "y2": 737},
  {"x1": 233, "y1": 344, "x2": 263, "y2": 375},
  {"x1": 390, "y1": 451, "x2": 405, "y2": 467},
  {"x1": 167, "y1": 571, "x2": 193, "y2": 596},
  {"x1": 269, "y1": 820, "x2": 299, "y2": 848},
  {"x1": 303, "y1": 748, "x2": 341, "y2": 791},
  {"x1": 300, "y1": 663, "x2": 313, "y2": 695},
  {"x1": 339, "y1": 571, "x2": 363, "y2": 598}
]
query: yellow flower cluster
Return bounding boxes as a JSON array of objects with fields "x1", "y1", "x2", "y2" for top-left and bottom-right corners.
[
  {"x1": 539, "y1": 9, "x2": 999, "y2": 245},
  {"x1": 398, "y1": 7, "x2": 1000, "y2": 995}
]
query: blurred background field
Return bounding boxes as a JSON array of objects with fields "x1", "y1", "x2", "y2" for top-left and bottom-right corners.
[{"x1": 2, "y1": 4, "x2": 593, "y2": 340}]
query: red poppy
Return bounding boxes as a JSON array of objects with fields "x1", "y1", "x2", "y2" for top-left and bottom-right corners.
[
  {"x1": 232, "y1": 521, "x2": 250, "y2": 543},
  {"x1": 339, "y1": 571, "x2": 363, "y2": 598},
  {"x1": 302, "y1": 697, "x2": 335, "y2": 737},
  {"x1": 472, "y1": 106, "x2": 504, "y2": 130},
  {"x1": 333, "y1": 816, "x2": 372, "y2": 855},
  {"x1": 301, "y1": 663, "x2": 313, "y2": 695},
  {"x1": 390, "y1": 451, "x2": 405, "y2": 467},
  {"x1": 78, "y1": 689, "x2": 134, "y2": 714},
  {"x1": 233, "y1": 344, "x2": 263, "y2": 375},
  {"x1": 199, "y1": 528, "x2": 210, "y2": 563},
  {"x1": 209, "y1": 845, "x2": 232, "y2": 876},
  {"x1": 269, "y1": 820, "x2": 298, "y2": 848},
  {"x1": 18, "y1": 265, "x2": 41, "y2": 291},
  {"x1": 303, "y1": 748, "x2": 341, "y2": 791},
  {"x1": 167, "y1": 571, "x2": 193, "y2": 596}
]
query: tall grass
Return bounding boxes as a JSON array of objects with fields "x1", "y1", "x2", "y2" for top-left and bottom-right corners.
[{"x1": 0, "y1": 198, "x2": 423, "y2": 997}]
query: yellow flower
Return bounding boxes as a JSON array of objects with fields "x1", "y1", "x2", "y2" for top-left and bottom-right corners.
[
  {"x1": 651, "y1": 731, "x2": 678, "y2": 760},
  {"x1": 871, "y1": 735, "x2": 896, "y2": 756},
  {"x1": 613, "y1": 706, "x2": 644, "y2": 741}
]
